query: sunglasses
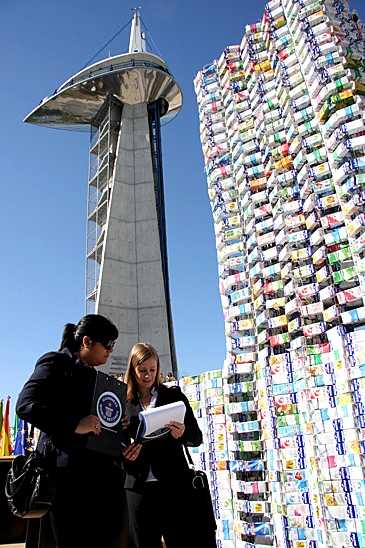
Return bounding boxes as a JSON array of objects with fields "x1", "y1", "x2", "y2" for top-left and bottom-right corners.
[{"x1": 95, "y1": 339, "x2": 116, "y2": 351}]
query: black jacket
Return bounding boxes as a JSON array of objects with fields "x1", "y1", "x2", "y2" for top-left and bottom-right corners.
[
  {"x1": 124, "y1": 383, "x2": 202, "y2": 490},
  {"x1": 16, "y1": 349, "x2": 116, "y2": 468}
]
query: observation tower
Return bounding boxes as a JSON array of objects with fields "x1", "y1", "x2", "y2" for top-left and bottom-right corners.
[{"x1": 24, "y1": 9, "x2": 182, "y2": 376}]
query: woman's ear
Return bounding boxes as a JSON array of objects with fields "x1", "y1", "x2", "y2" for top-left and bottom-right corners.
[{"x1": 82, "y1": 335, "x2": 92, "y2": 349}]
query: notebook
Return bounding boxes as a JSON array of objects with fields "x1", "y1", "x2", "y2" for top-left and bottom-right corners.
[
  {"x1": 86, "y1": 371, "x2": 127, "y2": 456},
  {"x1": 136, "y1": 400, "x2": 186, "y2": 442}
]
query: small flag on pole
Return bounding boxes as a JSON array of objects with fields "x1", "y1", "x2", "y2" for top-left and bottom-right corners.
[
  {"x1": 0, "y1": 399, "x2": 3, "y2": 436},
  {"x1": 0, "y1": 397, "x2": 13, "y2": 456},
  {"x1": 13, "y1": 416, "x2": 29, "y2": 456}
]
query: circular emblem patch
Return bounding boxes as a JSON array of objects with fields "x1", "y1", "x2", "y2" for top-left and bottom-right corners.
[{"x1": 96, "y1": 391, "x2": 122, "y2": 428}]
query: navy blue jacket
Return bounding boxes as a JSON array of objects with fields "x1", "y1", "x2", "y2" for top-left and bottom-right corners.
[
  {"x1": 16, "y1": 349, "x2": 119, "y2": 468},
  {"x1": 125, "y1": 383, "x2": 202, "y2": 490}
]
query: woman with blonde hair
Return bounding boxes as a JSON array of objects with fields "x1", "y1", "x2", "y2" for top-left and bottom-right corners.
[{"x1": 124, "y1": 342, "x2": 216, "y2": 548}]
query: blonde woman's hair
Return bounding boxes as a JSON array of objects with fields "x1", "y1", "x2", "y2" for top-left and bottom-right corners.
[{"x1": 125, "y1": 342, "x2": 161, "y2": 401}]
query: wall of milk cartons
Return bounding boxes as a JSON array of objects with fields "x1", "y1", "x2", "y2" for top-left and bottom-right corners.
[
  {"x1": 194, "y1": 1, "x2": 365, "y2": 547},
  {"x1": 180, "y1": 371, "x2": 236, "y2": 547},
  {"x1": 194, "y1": 45, "x2": 273, "y2": 548}
]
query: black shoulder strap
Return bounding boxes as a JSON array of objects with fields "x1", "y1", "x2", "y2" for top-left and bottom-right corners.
[{"x1": 183, "y1": 444, "x2": 194, "y2": 466}]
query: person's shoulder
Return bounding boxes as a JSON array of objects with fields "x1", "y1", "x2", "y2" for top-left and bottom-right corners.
[
  {"x1": 36, "y1": 350, "x2": 73, "y2": 368},
  {"x1": 158, "y1": 382, "x2": 180, "y2": 392},
  {"x1": 158, "y1": 383, "x2": 184, "y2": 401}
]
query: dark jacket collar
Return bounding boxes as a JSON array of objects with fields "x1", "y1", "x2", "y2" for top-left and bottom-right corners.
[{"x1": 61, "y1": 347, "x2": 94, "y2": 371}]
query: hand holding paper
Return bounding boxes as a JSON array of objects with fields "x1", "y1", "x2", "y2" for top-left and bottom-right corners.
[
  {"x1": 136, "y1": 400, "x2": 186, "y2": 441},
  {"x1": 168, "y1": 420, "x2": 186, "y2": 439}
]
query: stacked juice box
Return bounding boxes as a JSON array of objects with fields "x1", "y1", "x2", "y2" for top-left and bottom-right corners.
[
  {"x1": 195, "y1": 43, "x2": 273, "y2": 547},
  {"x1": 180, "y1": 371, "x2": 235, "y2": 547},
  {"x1": 219, "y1": 37, "x2": 275, "y2": 548},
  {"x1": 195, "y1": 0, "x2": 365, "y2": 547},
  {"x1": 178, "y1": 373, "x2": 205, "y2": 469}
]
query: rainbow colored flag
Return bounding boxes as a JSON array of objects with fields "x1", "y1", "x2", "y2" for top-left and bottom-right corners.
[{"x1": 0, "y1": 397, "x2": 12, "y2": 456}]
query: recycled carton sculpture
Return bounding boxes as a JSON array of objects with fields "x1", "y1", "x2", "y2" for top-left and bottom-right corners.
[{"x1": 194, "y1": 0, "x2": 365, "y2": 546}]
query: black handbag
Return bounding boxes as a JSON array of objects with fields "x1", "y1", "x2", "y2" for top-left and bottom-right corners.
[
  {"x1": 183, "y1": 445, "x2": 217, "y2": 532},
  {"x1": 5, "y1": 448, "x2": 55, "y2": 519}
]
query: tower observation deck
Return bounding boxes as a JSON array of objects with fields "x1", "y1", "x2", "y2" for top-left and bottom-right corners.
[{"x1": 24, "y1": 9, "x2": 182, "y2": 376}]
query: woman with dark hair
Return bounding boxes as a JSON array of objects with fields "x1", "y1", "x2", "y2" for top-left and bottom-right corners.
[
  {"x1": 124, "y1": 342, "x2": 216, "y2": 548},
  {"x1": 16, "y1": 314, "x2": 140, "y2": 548}
]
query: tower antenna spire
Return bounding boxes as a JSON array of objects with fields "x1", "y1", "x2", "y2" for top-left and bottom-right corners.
[{"x1": 129, "y1": 7, "x2": 146, "y2": 53}]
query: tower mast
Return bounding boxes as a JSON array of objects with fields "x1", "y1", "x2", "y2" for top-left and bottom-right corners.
[
  {"x1": 24, "y1": 10, "x2": 182, "y2": 377},
  {"x1": 129, "y1": 7, "x2": 146, "y2": 53}
]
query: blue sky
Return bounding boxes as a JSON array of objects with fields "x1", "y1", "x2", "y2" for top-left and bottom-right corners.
[{"x1": 1, "y1": 0, "x2": 364, "y2": 413}]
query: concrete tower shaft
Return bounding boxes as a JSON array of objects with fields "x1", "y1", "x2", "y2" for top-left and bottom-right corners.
[{"x1": 24, "y1": 10, "x2": 181, "y2": 377}]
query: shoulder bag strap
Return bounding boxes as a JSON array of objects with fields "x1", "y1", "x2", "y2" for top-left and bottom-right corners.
[{"x1": 182, "y1": 444, "x2": 195, "y2": 468}]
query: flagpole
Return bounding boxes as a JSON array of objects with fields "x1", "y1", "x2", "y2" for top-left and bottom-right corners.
[{"x1": 0, "y1": 397, "x2": 12, "y2": 456}]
